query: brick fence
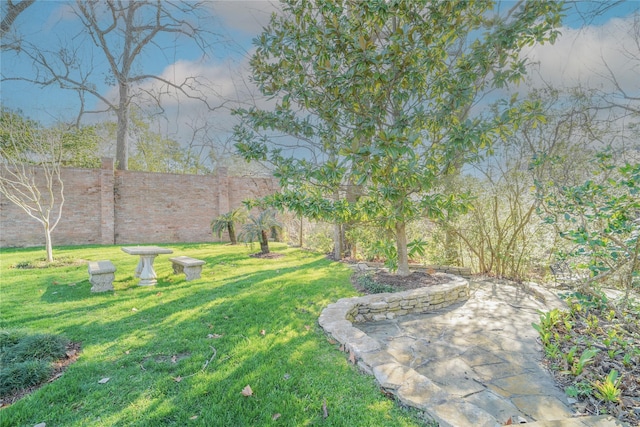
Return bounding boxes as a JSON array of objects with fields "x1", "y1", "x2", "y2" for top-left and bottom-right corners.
[{"x1": 0, "y1": 158, "x2": 279, "y2": 248}]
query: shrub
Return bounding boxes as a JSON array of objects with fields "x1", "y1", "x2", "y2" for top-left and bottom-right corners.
[
  {"x1": 0, "y1": 360, "x2": 53, "y2": 397},
  {"x1": 1, "y1": 333, "x2": 69, "y2": 364},
  {"x1": 357, "y1": 273, "x2": 396, "y2": 294},
  {"x1": 0, "y1": 329, "x2": 28, "y2": 351}
]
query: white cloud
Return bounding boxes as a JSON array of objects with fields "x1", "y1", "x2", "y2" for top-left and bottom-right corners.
[
  {"x1": 523, "y1": 14, "x2": 639, "y2": 95},
  {"x1": 207, "y1": 1, "x2": 280, "y2": 35}
]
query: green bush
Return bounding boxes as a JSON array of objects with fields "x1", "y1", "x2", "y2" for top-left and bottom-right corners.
[
  {"x1": 0, "y1": 329, "x2": 28, "y2": 351},
  {"x1": 0, "y1": 360, "x2": 53, "y2": 397},
  {"x1": 357, "y1": 273, "x2": 396, "y2": 294},
  {"x1": 1, "y1": 333, "x2": 69, "y2": 364}
]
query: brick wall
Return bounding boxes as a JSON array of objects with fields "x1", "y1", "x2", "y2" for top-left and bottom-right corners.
[{"x1": 0, "y1": 160, "x2": 279, "y2": 248}]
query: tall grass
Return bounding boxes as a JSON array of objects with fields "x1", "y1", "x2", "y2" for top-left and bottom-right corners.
[{"x1": 0, "y1": 243, "x2": 432, "y2": 426}]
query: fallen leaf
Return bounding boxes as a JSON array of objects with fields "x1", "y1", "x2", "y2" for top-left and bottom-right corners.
[
  {"x1": 327, "y1": 338, "x2": 337, "y2": 345},
  {"x1": 66, "y1": 349, "x2": 77, "y2": 358},
  {"x1": 132, "y1": 308, "x2": 138, "y2": 312},
  {"x1": 339, "y1": 344, "x2": 345, "y2": 352},
  {"x1": 98, "y1": 377, "x2": 110, "y2": 384},
  {"x1": 68, "y1": 283, "x2": 76, "y2": 286},
  {"x1": 34, "y1": 423, "x2": 46, "y2": 427},
  {"x1": 322, "y1": 399, "x2": 328, "y2": 419},
  {"x1": 272, "y1": 413, "x2": 281, "y2": 421},
  {"x1": 304, "y1": 325, "x2": 310, "y2": 331},
  {"x1": 173, "y1": 376, "x2": 182, "y2": 382},
  {"x1": 189, "y1": 415, "x2": 198, "y2": 420},
  {"x1": 241, "y1": 385, "x2": 253, "y2": 397},
  {"x1": 156, "y1": 292, "x2": 162, "y2": 296},
  {"x1": 171, "y1": 355, "x2": 177, "y2": 363},
  {"x1": 208, "y1": 323, "x2": 214, "y2": 329},
  {"x1": 260, "y1": 329, "x2": 266, "y2": 336},
  {"x1": 348, "y1": 351, "x2": 356, "y2": 364},
  {"x1": 207, "y1": 333, "x2": 223, "y2": 339},
  {"x1": 125, "y1": 350, "x2": 130, "y2": 355},
  {"x1": 504, "y1": 416, "x2": 513, "y2": 425},
  {"x1": 283, "y1": 373, "x2": 291, "y2": 380}
]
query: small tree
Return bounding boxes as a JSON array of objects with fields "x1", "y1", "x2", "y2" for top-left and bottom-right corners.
[
  {"x1": 0, "y1": 111, "x2": 65, "y2": 262},
  {"x1": 211, "y1": 208, "x2": 247, "y2": 245},
  {"x1": 238, "y1": 209, "x2": 283, "y2": 255}
]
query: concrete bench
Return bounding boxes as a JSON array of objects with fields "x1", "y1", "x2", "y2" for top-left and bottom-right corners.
[
  {"x1": 169, "y1": 256, "x2": 205, "y2": 281},
  {"x1": 88, "y1": 260, "x2": 116, "y2": 292}
]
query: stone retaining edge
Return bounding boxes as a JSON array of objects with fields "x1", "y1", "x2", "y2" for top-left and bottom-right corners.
[{"x1": 318, "y1": 275, "x2": 502, "y2": 427}]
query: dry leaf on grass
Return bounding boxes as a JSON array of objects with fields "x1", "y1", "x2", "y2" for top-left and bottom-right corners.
[
  {"x1": 322, "y1": 399, "x2": 328, "y2": 419},
  {"x1": 207, "y1": 333, "x2": 223, "y2": 339},
  {"x1": 171, "y1": 355, "x2": 177, "y2": 363},
  {"x1": 272, "y1": 413, "x2": 281, "y2": 421},
  {"x1": 98, "y1": 377, "x2": 110, "y2": 384},
  {"x1": 131, "y1": 308, "x2": 138, "y2": 312},
  {"x1": 260, "y1": 329, "x2": 266, "y2": 336},
  {"x1": 348, "y1": 351, "x2": 356, "y2": 364},
  {"x1": 241, "y1": 385, "x2": 253, "y2": 397},
  {"x1": 173, "y1": 376, "x2": 182, "y2": 382},
  {"x1": 304, "y1": 325, "x2": 310, "y2": 331},
  {"x1": 327, "y1": 338, "x2": 337, "y2": 345},
  {"x1": 189, "y1": 415, "x2": 198, "y2": 420}
]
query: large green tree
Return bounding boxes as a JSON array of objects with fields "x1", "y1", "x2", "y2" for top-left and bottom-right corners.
[{"x1": 235, "y1": 0, "x2": 562, "y2": 275}]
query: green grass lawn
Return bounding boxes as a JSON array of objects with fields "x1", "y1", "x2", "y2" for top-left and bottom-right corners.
[{"x1": 0, "y1": 243, "x2": 432, "y2": 426}]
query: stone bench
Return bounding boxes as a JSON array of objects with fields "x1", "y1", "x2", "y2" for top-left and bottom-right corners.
[
  {"x1": 88, "y1": 260, "x2": 116, "y2": 292},
  {"x1": 169, "y1": 256, "x2": 205, "y2": 281}
]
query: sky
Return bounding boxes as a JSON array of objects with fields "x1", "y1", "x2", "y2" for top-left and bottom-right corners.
[{"x1": 0, "y1": 0, "x2": 639, "y2": 159}]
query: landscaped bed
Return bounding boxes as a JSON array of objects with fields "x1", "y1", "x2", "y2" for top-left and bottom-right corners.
[{"x1": 0, "y1": 243, "x2": 434, "y2": 426}]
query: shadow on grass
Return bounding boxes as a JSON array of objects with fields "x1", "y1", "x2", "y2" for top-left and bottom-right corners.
[{"x1": 2, "y1": 246, "x2": 430, "y2": 426}]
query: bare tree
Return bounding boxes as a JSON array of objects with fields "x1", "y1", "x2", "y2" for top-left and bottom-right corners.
[
  {"x1": 600, "y1": 12, "x2": 640, "y2": 115},
  {"x1": 0, "y1": 0, "x2": 34, "y2": 50},
  {"x1": 2, "y1": 0, "x2": 226, "y2": 170},
  {"x1": 0, "y1": 111, "x2": 65, "y2": 262}
]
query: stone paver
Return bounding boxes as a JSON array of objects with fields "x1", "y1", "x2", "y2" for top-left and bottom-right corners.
[{"x1": 320, "y1": 277, "x2": 630, "y2": 427}]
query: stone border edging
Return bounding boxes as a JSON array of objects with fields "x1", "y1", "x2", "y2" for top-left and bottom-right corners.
[{"x1": 318, "y1": 275, "x2": 502, "y2": 427}]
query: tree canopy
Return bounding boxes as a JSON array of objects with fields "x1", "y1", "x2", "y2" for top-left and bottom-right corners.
[{"x1": 235, "y1": 0, "x2": 563, "y2": 275}]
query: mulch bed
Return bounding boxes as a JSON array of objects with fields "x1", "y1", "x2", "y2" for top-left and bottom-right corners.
[
  {"x1": 351, "y1": 269, "x2": 453, "y2": 294},
  {"x1": 249, "y1": 252, "x2": 284, "y2": 259},
  {"x1": 370, "y1": 271, "x2": 452, "y2": 291}
]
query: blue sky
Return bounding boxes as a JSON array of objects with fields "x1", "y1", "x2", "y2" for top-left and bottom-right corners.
[{"x1": 1, "y1": 1, "x2": 638, "y2": 142}]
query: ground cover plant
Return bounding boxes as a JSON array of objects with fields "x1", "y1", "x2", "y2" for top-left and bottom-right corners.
[
  {"x1": 533, "y1": 293, "x2": 640, "y2": 424},
  {"x1": 0, "y1": 243, "x2": 434, "y2": 426}
]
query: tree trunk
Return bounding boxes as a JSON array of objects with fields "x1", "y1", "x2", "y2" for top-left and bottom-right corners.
[
  {"x1": 299, "y1": 214, "x2": 303, "y2": 248},
  {"x1": 396, "y1": 221, "x2": 410, "y2": 276},
  {"x1": 228, "y1": 223, "x2": 237, "y2": 245},
  {"x1": 333, "y1": 223, "x2": 342, "y2": 260},
  {"x1": 116, "y1": 86, "x2": 130, "y2": 170},
  {"x1": 260, "y1": 230, "x2": 270, "y2": 254},
  {"x1": 44, "y1": 223, "x2": 54, "y2": 262}
]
